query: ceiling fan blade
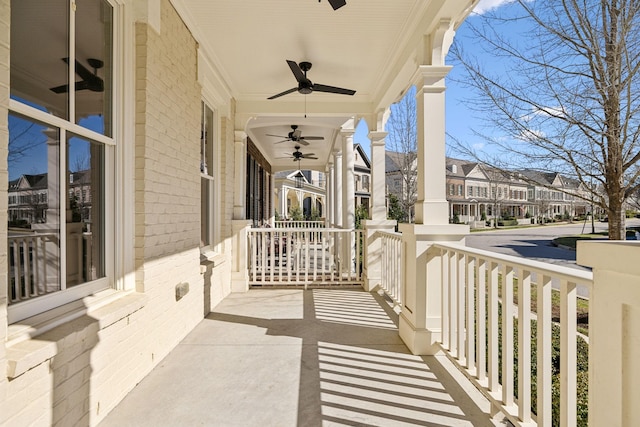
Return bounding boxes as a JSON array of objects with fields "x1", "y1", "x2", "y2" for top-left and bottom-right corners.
[
  {"x1": 72, "y1": 59, "x2": 95, "y2": 82},
  {"x1": 296, "y1": 139, "x2": 310, "y2": 146},
  {"x1": 313, "y1": 83, "x2": 356, "y2": 96},
  {"x1": 50, "y1": 83, "x2": 69, "y2": 94},
  {"x1": 301, "y1": 153, "x2": 316, "y2": 157},
  {"x1": 300, "y1": 136, "x2": 324, "y2": 140},
  {"x1": 287, "y1": 60, "x2": 305, "y2": 83},
  {"x1": 304, "y1": 156, "x2": 319, "y2": 160},
  {"x1": 266, "y1": 134, "x2": 288, "y2": 138},
  {"x1": 267, "y1": 87, "x2": 298, "y2": 100},
  {"x1": 328, "y1": 0, "x2": 347, "y2": 10},
  {"x1": 272, "y1": 140, "x2": 291, "y2": 144}
]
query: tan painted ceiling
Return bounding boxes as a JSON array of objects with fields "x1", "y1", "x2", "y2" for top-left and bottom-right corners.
[{"x1": 173, "y1": 0, "x2": 477, "y2": 171}]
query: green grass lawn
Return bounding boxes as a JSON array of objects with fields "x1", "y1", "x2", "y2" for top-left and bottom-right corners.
[{"x1": 553, "y1": 233, "x2": 608, "y2": 249}]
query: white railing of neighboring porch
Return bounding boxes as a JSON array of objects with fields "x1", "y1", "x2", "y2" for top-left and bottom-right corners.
[
  {"x1": 8, "y1": 232, "x2": 58, "y2": 304},
  {"x1": 247, "y1": 228, "x2": 363, "y2": 287},
  {"x1": 274, "y1": 220, "x2": 324, "y2": 229},
  {"x1": 8, "y1": 231, "x2": 95, "y2": 305},
  {"x1": 434, "y1": 242, "x2": 592, "y2": 427},
  {"x1": 378, "y1": 231, "x2": 403, "y2": 307}
]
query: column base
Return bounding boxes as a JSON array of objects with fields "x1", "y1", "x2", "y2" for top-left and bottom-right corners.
[
  {"x1": 399, "y1": 312, "x2": 442, "y2": 355},
  {"x1": 231, "y1": 274, "x2": 249, "y2": 293}
]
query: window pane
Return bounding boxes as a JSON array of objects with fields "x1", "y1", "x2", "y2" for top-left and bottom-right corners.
[
  {"x1": 201, "y1": 104, "x2": 214, "y2": 176},
  {"x1": 10, "y1": 0, "x2": 69, "y2": 119},
  {"x1": 201, "y1": 178, "x2": 211, "y2": 247},
  {"x1": 67, "y1": 134, "x2": 105, "y2": 286},
  {"x1": 8, "y1": 114, "x2": 61, "y2": 303},
  {"x1": 75, "y1": 0, "x2": 113, "y2": 136}
]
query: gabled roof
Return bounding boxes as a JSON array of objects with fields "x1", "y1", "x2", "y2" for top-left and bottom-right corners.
[
  {"x1": 353, "y1": 143, "x2": 371, "y2": 170},
  {"x1": 9, "y1": 173, "x2": 48, "y2": 191}
]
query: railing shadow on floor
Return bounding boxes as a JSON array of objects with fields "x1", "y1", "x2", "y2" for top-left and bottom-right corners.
[{"x1": 205, "y1": 289, "x2": 503, "y2": 427}]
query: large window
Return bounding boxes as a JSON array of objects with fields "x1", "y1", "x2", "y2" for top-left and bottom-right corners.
[
  {"x1": 200, "y1": 102, "x2": 216, "y2": 249},
  {"x1": 8, "y1": 0, "x2": 115, "y2": 322}
]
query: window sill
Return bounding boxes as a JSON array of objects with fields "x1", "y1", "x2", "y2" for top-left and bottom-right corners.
[
  {"x1": 6, "y1": 290, "x2": 147, "y2": 379},
  {"x1": 200, "y1": 250, "x2": 226, "y2": 272}
]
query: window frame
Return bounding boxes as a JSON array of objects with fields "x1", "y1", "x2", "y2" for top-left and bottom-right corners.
[
  {"x1": 7, "y1": 0, "x2": 121, "y2": 324},
  {"x1": 199, "y1": 100, "x2": 219, "y2": 254}
]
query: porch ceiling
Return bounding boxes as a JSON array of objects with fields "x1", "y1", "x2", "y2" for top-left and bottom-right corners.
[{"x1": 172, "y1": 0, "x2": 476, "y2": 171}]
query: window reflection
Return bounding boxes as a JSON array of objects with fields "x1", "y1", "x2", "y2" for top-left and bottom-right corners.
[
  {"x1": 67, "y1": 135, "x2": 105, "y2": 286},
  {"x1": 8, "y1": 114, "x2": 61, "y2": 301},
  {"x1": 10, "y1": 0, "x2": 69, "y2": 119},
  {"x1": 75, "y1": 0, "x2": 113, "y2": 136}
]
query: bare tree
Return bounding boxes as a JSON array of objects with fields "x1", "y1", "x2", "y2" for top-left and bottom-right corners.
[
  {"x1": 386, "y1": 86, "x2": 418, "y2": 223},
  {"x1": 450, "y1": 0, "x2": 640, "y2": 239}
]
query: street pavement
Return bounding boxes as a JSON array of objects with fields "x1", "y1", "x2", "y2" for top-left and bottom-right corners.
[{"x1": 465, "y1": 218, "x2": 640, "y2": 271}]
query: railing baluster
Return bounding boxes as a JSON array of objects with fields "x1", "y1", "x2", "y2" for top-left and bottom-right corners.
[
  {"x1": 457, "y1": 252, "x2": 466, "y2": 364},
  {"x1": 502, "y1": 265, "x2": 514, "y2": 406},
  {"x1": 449, "y1": 250, "x2": 458, "y2": 358},
  {"x1": 476, "y1": 258, "x2": 487, "y2": 383},
  {"x1": 538, "y1": 274, "x2": 553, "y2": 426},
  {"x1": 488, "y1": 261, "x2": 499, "y2": 392},
  {"x1": 560, "y1": 279, "x2": 577, "y2": 427},
  {"x1": 518, "y1": 268, "x2": 532, "y2": 422},
  {"x1": 466, "y1": 256, "x2": 475, "y2": 372},
  {"x1": 441, "y1": 248, "x2": 450, "y2": 350}
]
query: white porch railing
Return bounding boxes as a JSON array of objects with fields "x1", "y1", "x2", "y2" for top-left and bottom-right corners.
[
  {"x1": 274, "y1": 220, "x2": 324, "y2": 229},
  {"x1": 247, "y1": 228, "x2": 363, "y2": 287},
  {"x1": 378, "y1": 231, "x2": 403, "y2": 307},
  {"x1": 434, "y1": 242, "x2": 592, "y2": 427}
]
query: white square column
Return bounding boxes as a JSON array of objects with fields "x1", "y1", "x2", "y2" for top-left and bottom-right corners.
[
  {"x1": 232, "y1": 131, "x2": 250, "y2": 292},
  {"x1": 363, "y1": 130, "x2": 396, "y2": 291},
  {"x1": 399, "y1": 65, "x2": 469, "y2": 355},
  {"x1": 233, "y1": 131, "x2": 247, "y2": 220}
]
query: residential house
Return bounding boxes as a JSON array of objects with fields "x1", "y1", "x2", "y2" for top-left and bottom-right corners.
[
  {"x1": 353, "y1": 143, "x2": 371, "y2": 216},
  {"x1": 1, "y1": 2, "x2": 635, "y2": 427}
]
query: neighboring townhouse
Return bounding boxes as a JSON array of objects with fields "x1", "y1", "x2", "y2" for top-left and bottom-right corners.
[
  {"x1": 446, "y1": 158, "x2": 531, "y2": 224},
  {"x1": 385, "y1": 150, "x2": 417, "y2": 221},
  {"x1": 518, "y1": 169, "x2": 591, "y2": 220},
  {"x1": 353, "y1": 143, "x2": 371, "y2": 216}
]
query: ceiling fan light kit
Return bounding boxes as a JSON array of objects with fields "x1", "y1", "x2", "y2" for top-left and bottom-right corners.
[
  {"x1": 267, "y1": 125, "x2": 324, "y2": 146},
  {"x1": 50, "y1": 57, "x2": 104, "y2": 94}
]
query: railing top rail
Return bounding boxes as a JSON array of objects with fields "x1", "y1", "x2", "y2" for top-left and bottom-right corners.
[
  {"x1": 249, "y1": 227, "x2": 360, "y2": 232},
  {"x1": 434, "y1": 242, "x2": 593, "y2": 287},
  {"x1": 8, "y1": 232, "x2": 58, "y2": 238},
  {"x1": 376, "y1": 230, "x2": 402, "y2": 238}
]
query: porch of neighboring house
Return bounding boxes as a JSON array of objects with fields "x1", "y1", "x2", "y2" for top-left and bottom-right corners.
[{"x1": 99, "y1": 289, "x2": 503, "y2": 427}]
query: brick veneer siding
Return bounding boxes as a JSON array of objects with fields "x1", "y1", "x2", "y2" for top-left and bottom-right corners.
[
  {"x1": 0, "y1": 0, "x2": 10, "y2": 425},
  {"x1": 2, "y1": 1, "x2": 209, "y2": 426}
]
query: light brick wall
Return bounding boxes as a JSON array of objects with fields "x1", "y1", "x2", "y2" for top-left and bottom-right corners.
[
  {"x1": 3, "y1": 1, "x2": 209, "y2": 426},
  {"x1": 0, "y1": 0, "x2": 10, "y2": 424}
]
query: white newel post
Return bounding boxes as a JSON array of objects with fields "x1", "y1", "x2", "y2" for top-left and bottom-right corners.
[
  {"x1": 363, "y1": 130, "x2": 396, "y2": 291},
  {"x1": 577, "y1": 241, "x2": 640, "y2": 427},
  {"x1": 232, "y1": 131, "x2": 251, "y2": 292},
  {"x1": 399, "y1": 64, "x2": 468, "y2": 355}
]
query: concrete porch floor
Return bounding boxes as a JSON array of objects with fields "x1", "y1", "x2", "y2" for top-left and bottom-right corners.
[{"x1": 99, "y1": 289, "x2": 505, "y2": 427}]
